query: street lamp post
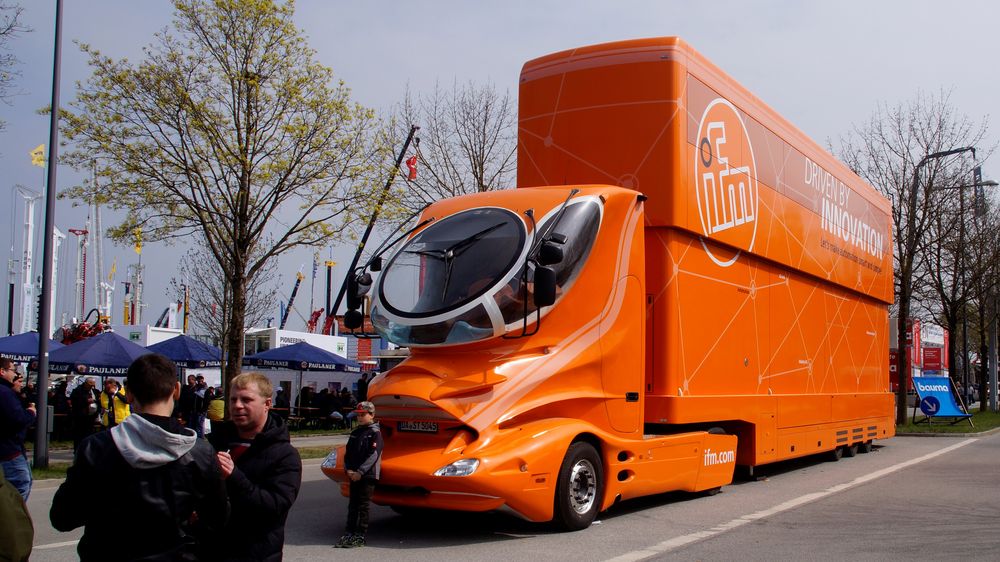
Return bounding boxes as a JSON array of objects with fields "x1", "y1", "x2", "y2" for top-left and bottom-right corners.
[{"x1": 897, "y1": 146, "x2": 975, "y2": 425}]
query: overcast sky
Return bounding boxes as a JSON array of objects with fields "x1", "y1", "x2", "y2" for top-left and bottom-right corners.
[{"x1": 1, "y1": 0, "x2": 997, "y2": 334}]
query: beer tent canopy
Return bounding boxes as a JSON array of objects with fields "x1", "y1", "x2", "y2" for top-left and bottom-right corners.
[
  {"x1": 147, "y1": 334, "x2": 222, "y2": 369},
  {"x1": 0, "y1": 332, "x2": 63, "y2": 363},
  {"x1": 242, "y1": 341, "x2": 361, "y2": 372},
  {"x1": 49, "y1": 331, "x2": 151, "y2": 377}
]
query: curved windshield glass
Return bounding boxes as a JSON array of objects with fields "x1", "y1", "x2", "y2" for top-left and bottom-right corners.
[
  {"x1": 378, "y1": 208, "x2": 525, "y2": 318},
  {"x1": 372, "y1": 196, "x2": 603, "y2": 347},
  {"x1": 496, "y1": 198, "x2": 602, "y2": 327}
]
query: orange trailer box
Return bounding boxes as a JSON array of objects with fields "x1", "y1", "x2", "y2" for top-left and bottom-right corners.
[{"x1": 322, "y1": 37, "x2": 895, "y2": 530}]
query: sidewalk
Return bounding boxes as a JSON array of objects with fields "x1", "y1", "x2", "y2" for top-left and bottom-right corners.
[{"x1": 32, "y1": 432, "x2": 348, "y2": 467}]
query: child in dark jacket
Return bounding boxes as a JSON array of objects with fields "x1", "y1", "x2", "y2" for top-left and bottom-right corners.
[{"x1": 335, "y1": 401, "x2": 383, "y2": 548}]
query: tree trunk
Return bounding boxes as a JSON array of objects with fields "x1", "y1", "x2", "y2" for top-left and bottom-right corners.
[{"x1": 223, "y1": 276, "x2": 248, "y2": 399}]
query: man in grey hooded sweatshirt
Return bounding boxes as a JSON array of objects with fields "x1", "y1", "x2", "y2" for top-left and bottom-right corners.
[{"x1": 51, "y1": 353, "x2": 228, "y2": 561}]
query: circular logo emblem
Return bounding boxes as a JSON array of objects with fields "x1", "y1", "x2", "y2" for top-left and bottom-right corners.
[
  {"x1": 694, "y1": 98, "x2": 758, "y2": 267},
  {"x1": 919, "y1": 396, "x2": 940, "y2": 416}
]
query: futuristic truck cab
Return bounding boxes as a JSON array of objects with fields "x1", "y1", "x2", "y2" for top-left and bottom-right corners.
[{"x1": 322, "y1": 37, "x2": 895, "y2": 530}]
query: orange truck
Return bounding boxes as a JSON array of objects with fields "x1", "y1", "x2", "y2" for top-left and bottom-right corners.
[{"x1": 322, "y1": 37, "x2": 895, "y2": 530}]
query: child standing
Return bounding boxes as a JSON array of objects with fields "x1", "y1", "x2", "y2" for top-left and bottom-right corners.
[{"x1": 335, "y1": 401, "x2": 383, "y2": 548}]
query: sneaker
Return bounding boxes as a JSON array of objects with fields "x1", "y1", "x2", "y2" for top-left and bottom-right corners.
[
  {"x1": 333, "y1": 534, "x2": 353, "y2": 548},
  {"x1": 346, "y1": 534, "x2": 366, "y2": 548}
]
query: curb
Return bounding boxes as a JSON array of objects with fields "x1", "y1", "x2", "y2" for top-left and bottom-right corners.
[{"x1": 896, "y1": 426, "x2": 1000, "y2": 438}]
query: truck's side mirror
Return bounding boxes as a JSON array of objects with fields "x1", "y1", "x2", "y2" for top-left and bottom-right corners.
[
  {"x1": 533, "y1": 266, "x2": 557, "y2": 307},
  {"x1": 538, "y1": 240, "x2": 564, "y2": 266},
  {"x1": 344, "y1": 309, "x2": 363, "y2": 330},
  {"x1": 346, "y1": 272, "x2": 373, "y2": 310}
]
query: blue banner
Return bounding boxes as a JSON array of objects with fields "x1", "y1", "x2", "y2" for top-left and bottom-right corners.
[{"x1": 913, "y1": 376, "x2": 970, "y2": 418}]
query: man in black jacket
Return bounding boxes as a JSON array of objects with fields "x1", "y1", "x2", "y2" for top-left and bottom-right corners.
[
  {"x1": 335, "y1": 400, "x2": 383, "y2": 548},
  {"x1": 1, "y1": 358, "x2": 36, "y2": 502},
  {"x1": 210, "y1": 372, "x2": 302, "y2": 561},
  {"x1": 50, "y1": 354, "x2": 228, "y2": 561},
  {"x1": 69, "y1": 376, "x2": 100, "y2": 453}
]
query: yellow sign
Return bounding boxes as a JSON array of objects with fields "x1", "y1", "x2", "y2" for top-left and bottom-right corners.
[
  {"x1": 30, "y1": 144, "x2": 45, "y2": 167},
  {"x1": 133, "y1": 228, "x2": 142, "y2": 255}
]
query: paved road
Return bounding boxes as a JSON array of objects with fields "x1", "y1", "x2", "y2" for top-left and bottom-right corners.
[{"x1": 26, "y1": 432, "x2": 1000, "y2": 561}]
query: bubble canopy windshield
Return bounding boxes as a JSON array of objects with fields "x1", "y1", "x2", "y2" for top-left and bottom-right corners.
[{"x1": 372, "y1": 198, "x2": 602, "y2": 346}]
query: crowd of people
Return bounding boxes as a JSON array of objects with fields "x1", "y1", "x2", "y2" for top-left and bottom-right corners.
[
  {"x1": 288, "y1": 373, "x2": 371, "y2": 429},
  {"x1": 0, "y1": 356, "x2": 383, "y2": 559}
]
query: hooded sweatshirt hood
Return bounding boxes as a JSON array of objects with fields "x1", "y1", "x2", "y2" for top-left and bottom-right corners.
[{"x1": 111, "y1": 413, "x2": 198, "y2": 469}]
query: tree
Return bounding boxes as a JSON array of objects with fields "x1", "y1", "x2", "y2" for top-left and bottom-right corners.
[
  {"x1": 60, "y1": 0, "x2": 383, "y2": 388},
  {"x1": 168, "y1": 235, "x2": 277, "y2": 348},
  {"x1": 385, "y1": 81, "x2": 517, "y2": 217},
  {"x1": 838, "y1": 89, "x2": 990, "y2": 423},
  {"x1": 0, "y1": 2, "x2": 28, "y2": 130},
  {"x1": 966, "y1": 199, "x2": 1000, "y2": 411}
]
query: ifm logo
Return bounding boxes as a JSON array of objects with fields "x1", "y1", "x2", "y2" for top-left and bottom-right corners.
[
  {"x1": 694, "y1": 98, "x2": 758, "y2": 267},
  {"x1": 703, "y1": 447, "x2": 736, "y2": 466}
]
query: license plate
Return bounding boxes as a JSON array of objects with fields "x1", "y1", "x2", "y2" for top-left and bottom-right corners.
[{"x1": 398, "y1": 420, "x2": 438, "y2": 433}]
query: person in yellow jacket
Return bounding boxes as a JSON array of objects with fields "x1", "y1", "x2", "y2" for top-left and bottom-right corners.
[
  {"x1": 206, "y1": 388, "x2": 225, "y2": 423},
  {"x1": 99, "y1": 378, "x2": 131, "y2": 428}
]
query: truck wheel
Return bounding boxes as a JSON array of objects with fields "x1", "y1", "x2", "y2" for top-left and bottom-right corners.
[
  {"x1": 553, "y1": 442, "x2": 603, "y2": 531},
  {"x1": 827, "y1": 446, "x2": 843, "y2": 462},
  {"x1": 859, "y1": 440, "x2": 873, "y2": 454},
  {"x1": 843, "y1": 443, "x2": 859, "y2": 458}
]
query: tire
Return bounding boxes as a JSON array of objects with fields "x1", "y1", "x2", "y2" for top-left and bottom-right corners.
[
  {"x1": 827, "y1": 446, "x2": 843, "y2": 462},
  {"x1": 858, "y1": 440, "x2": 873, "y2": 454},
  {"x1": 553, "y1": 442, "x2": 603, "y2": 531},
  {"x1": 843, "y1": 443, "x2": 858, "y2": 458}
]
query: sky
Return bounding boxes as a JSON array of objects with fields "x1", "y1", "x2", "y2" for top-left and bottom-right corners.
[{"x1": 1, "y1": 0, "x2": 997, "y2": 335}]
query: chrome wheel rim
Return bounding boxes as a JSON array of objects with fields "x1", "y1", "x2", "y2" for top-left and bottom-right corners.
[{"x1": 568, "y1": 459, "x2": 597, "y2": 514}]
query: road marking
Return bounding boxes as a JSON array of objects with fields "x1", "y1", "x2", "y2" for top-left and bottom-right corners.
[
  {"x1": 34, "y1": 539, "x2": 79, "y2": 550},
  {"x1": 606, "y1": 439, "x2": 976, "y2": 562}
]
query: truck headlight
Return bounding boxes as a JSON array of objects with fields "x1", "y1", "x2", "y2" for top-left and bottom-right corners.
[
  {"x1": 434, "y1": 458, "x2": 480, "y2": 477},
  {"x1": 321, "y1": 450, "x2": 338, "y2": 469}
]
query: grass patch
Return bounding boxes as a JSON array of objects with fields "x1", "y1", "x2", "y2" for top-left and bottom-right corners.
[
  {"x1": 288, "y1": 427, "x2": 350, "y2": 437},
  {"x1": 32, "y1": 463, "x2": 71, "y2": 480},
  {"x1": 297, "y1": 446, "x2": 336, "y2": 460},
  {"x1": 898, "y1": 410, "x2": 1000, "y2": 433}
]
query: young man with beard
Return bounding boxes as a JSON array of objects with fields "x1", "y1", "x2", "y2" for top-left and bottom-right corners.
[
  {"x1": 50, "y1": 354, "x2": 228, "y2": 561},
  {"x1": 210, "y1": 373, "x2": 302, "y2": 561}
]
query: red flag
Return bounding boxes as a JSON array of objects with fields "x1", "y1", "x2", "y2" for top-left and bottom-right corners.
[{"x1": 405, "y1": 155, "x2": 418, "y2": 180}]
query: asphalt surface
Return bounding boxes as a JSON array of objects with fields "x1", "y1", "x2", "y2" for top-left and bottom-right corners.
[{"x1": 24, "y1": 431, "x2": 1000, "y2": 561}]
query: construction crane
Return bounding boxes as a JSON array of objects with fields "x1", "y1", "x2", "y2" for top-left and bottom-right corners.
[
  {"x1": 67, "y1": 227, "x2": 88, "y2": 321},
  {"x1": 306, "y1": 308, "x2": 323, "y2": 333},
  {"x1": 16, "y1": 186, "x2": 40, "y2": 333},
  {"x1": 279, "y1": 270, "x2": 305, "y2": 330},
  {"x1": 89, "y1": 195, "x2": 113, "y2": 324}
]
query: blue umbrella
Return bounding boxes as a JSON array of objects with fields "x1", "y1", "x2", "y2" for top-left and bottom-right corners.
[
  {"x1": 0, "y1": 332, "x2": 63, "y2": 362},
  {"x1": 49, "y1": 331, "x2": 152, "y2": 377},
  {"x1": 243, "y1": 341, "x2": 361, "y2": 372},
  {"x1": 147, "y1": 334, "x2": 222, "y2": 369}
]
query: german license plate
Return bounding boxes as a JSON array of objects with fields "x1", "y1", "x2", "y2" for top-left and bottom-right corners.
[{"x1": 398, "y1": 420, "x2": 438, "y2": 433}]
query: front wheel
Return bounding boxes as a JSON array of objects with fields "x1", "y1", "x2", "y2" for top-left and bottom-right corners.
[{"x1": 553, "y1": 442, "x2": 603, "y2": 531}]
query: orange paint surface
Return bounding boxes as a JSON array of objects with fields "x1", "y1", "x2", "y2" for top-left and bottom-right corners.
[{"x1": 323, "y1": 37, "x2": 895, "y2": 525}]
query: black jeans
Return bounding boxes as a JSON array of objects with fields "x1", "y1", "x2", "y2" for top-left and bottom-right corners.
[{"x1": 346, "y1": 480, "x2": 376, "y2": 535}]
